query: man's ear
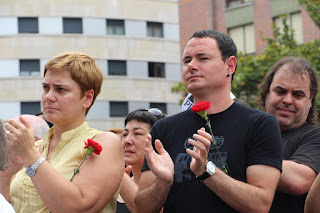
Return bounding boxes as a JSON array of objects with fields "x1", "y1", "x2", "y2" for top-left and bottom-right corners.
[
  {"x1": 226, "y1": 56, "x2": 237, "y2": 75},
  {"x1": 83, "y1": 89, "x2": 94, "y2": 109},
  {"x1": 308, "y1": 93, "x2": 314, "y2": 109}
]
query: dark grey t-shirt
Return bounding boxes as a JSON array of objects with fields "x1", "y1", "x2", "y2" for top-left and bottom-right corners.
[
  {"x1": 143, "y1": 102, "x2": 282, "y2": 212},
  {"x1": 270, "y1": 123, "x2": 320, "y2": 213}
]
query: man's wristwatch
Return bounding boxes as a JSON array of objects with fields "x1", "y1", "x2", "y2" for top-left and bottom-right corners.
[
  {"x1": 196, "y1": 161, "x2": 216, "y2": 181},
  {"x1": 25, "y1": 156, "x2": 45, "y2": 177}
]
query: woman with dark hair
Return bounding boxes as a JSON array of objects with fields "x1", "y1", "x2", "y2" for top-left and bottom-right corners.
[{"x1": 117, "y1": 108, "x2": 165, "y2": 213}]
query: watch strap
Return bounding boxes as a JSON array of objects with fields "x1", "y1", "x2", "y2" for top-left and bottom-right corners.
[
  {"x1": 196, "y1": 171, "x2": 210, "y2": 181},
  {"x1": 25, "y1": 156, "x2": 45, "y2": 177},
  {"x1": 196, "y1": 161, "x2": 216, "y2": 181}
]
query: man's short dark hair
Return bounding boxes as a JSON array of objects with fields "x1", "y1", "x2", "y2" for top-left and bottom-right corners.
[
  {"x1": 259, "y1": 56, "x2": 319, "y2": 125},
  {"x1": 190, "y1": 30, "x2": 238, "y2": 79}
]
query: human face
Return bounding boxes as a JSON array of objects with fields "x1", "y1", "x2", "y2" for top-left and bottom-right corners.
[
  {"x1": 265, "y1": 65, "x2": 312, "y2": 132},
  {"x1": 182, "y1": 37, "x2": 230, "y2": 95},
  {"x1": 122, "y1": 120, "x2": 151, "y2": 167},
  {"x1": 41, "y1": 70, "x2": 92, "y2": 128}
]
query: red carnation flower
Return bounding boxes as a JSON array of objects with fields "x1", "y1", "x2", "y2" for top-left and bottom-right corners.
[
  {"x1": 190, "y1": 100, "x2": 230, "y2": 174},
  {"x1": 191, "y1": 101, "x2": 211, "y2": 120},
  {"x1": 191, "y1": 101, "x2": 211, "y2": 113},
  {"x1": 84, "y1": 139, "x2": 103, "y2": 155},
  {"x1": 70, "y1": 138, "x2": 103, "y2": 181}
]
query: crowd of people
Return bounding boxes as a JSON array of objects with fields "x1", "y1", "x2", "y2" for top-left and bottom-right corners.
[{"x1": 0, "y1": 29, "x2": 319, "y2": 213}]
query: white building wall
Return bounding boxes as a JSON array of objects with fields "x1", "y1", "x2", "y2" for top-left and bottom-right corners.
[
  {"x1": 129, "y1": 102, "x2": 149, "y2": 112},
  {"x1": 167, "y1": 103, "x2": 181, "y2": 115},
  {"x1": 0, "y1": 60, "x2": 19, "y2": 77},
  {"x1": 39, "y1": 17, "x2": 62, "y2": 34},
  {"x1": 0, "y1": 0, "x2": 181, "y2": 128},
  {"x1": 87, "y1": 100, "x2": 109, "y2": 119},
  {"x1": 165, "y1": 63, "x2": 181, "y2": 81},
  {"x1": 83, "y1": 18, "x2": 106, "y2": 35},
  {"x1": 96, "y1": 59, "x2": 107, "y2": 76},
  {"x1": 0, "y1": 102, "x2": 20, "y2": 121},
  {"x1": 0, "y1": 17, "x2": 17, "y2": 35},
  {"x1": 40, "y1": 59, "x2": 50, "y2": 76},
  {"x1": 164, "y1": 23, "x2": 179, "y2": 40},
  {"x1": 127, "y1": 61, "x2": 148, "y2": 78},
  {"x1": 125, "y1": 20, "x2": 147, "y2": 38}
]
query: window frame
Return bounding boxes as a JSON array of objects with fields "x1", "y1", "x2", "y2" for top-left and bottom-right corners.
[
  {"x1": 147, "y1": 22, "x2": 164, "y2": 38},
  {"x1": 108, "y1": 60, "x2": 127, "y2": 76},
  {"x1": 110, "y1": 101, "x2": 128, "y2": 117},
  {"x1": 19, "y1": 59, "x2": 40, "y2": 76},
  {"x1": 107, "y1": 19, "x2": 125, "y2": 35},
  {"x1": 18, "y1": 17, "x2": 39, "y2": 33},
  {"x1": 63, "y1": 17, "x2": 83, "y2": 34},
  {"x1": 228, "y1": 23, "x2": 255, "y2": 55},
  {"x1": 20, "y1": 101, "x2": 41, "y2": 115},
  {"x1": 148, "y1": 62, "x2": 165, "y2": 78},
  {"x1": 273, "y1": 12, "x2": 303, "y2": 44}
]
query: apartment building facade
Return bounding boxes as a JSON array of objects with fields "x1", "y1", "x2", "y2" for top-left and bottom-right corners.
[
  {"x1": 0, "y1": 0, "x2": 181, "y2": 130},
  {"x1": 179, "y1": 0, "x2": 320, "y2": 55}
]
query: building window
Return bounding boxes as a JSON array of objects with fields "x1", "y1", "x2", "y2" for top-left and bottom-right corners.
[
  {"x1": 226, "y1": 0, "x2": 251, "y2": 8},
  {"x1": 150, "y1": 103, "x2": 167, "y2": 114},
  {"x1": 110, "y1": 101, "x2": 128, "y2": 117},
  {"x1": 21, "y1": 102, "x2": 41, "y2": 115},
  {"x1": 18, "y1": 17, "x2": 38, "y2": 33},
  {"x1": 108, "y1": 60, "x2": 127, "y2": 76},
  {"x1": 107, "y1": 19, "x2": 125, "y2": 35},
  {"x1": 63, "y1": 18, "x2": 83, "y2": 33},
  {"x1": 147, "y1": 22, "x2": 163, "y2": 38},
  {"x1": 229, "y1": 24, "x2": 255, "y2": 54},
  {"x1": 274, "y1": 13, "x2": 303, "y2": 44},
  {"x1": 20, "y1": 59, "x2": 40, "y2": 76},
  {"x1": 148, "y1": 62, "x2": 165, "y2": 78}
]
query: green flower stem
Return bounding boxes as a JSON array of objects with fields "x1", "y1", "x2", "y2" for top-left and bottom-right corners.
[
  {"x1": 207, "y1": 118, "x2": 230, "y2": 174},
  {"x1": 70, "y1": 154, "x2": 89, "y2": 181}
]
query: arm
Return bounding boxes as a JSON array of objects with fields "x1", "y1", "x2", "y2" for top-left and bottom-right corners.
[
  {"x1": 6, "y1": 118, "x2": 124, "y2": 212},
  {"x1": 187, "y1": 128, "x2": 280, "y2": 213},
  {"x1": 305, "y1": 173, "x2": 320, "y2": 213},
  {"x1": 135, "y1": 134, "x2": 174, "y2": 213},
  {"x1": 277, "y1": 160, "x2": 317, "y2": 195},
  {"x1": 120, "y1": 172, "x2": 139, "y2": 213},
  {"x1": 204, "y1": 165, "x2": 280, "y2": 213}
]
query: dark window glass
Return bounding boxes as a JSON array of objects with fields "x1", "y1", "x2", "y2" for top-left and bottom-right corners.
[
  {"x1": 148, "y1": 62, "x2": 165, "y2": 78},
  {"x1": 63, "y1": 18, "x2": 83, "y2": 33},
  {"x1": 150, "y1": 103, "x2": 167, "y2": 114},
  {"x1": 107, "y1": 19, "x2": 125, "y2": 35},
  {"x1": 18, "y1": 17, "x2": 38, "y2": 33},
  {"x1": 20, "y1": 59, "x2": 40, "y2": 76},
  {"x1": 147, "y1": 22, "x2": 163, "y2": 38},
  {"x1": 21, "y1": 102, "x2": 41, "y2": 115},
  {"x1": 110, "y1": 102, "x2": 128, "y2": 117},
  {"x1": 108, "y1": 60, "x2": 127, "y2": 76}
]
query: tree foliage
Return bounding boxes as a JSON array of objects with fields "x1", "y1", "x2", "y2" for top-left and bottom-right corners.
[
  {"x1": 171, "y1": 81, "x2": 187, "y2": 105},
  {"x1": 299, "y1": 0, "x2": 320, "y2": 28}
]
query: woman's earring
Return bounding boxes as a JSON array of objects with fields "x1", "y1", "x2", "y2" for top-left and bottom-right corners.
[{"x1": 227, "y1": 73, "x2": 230, "y2": 77}]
